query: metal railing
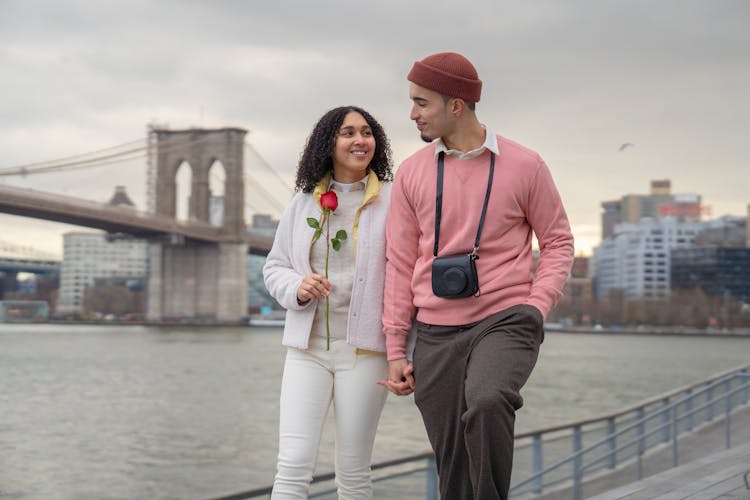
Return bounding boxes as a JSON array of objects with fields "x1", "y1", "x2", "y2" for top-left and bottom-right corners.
[
  {"x1": 510, "y1": 363, "x2": 750, "y2": 499},
  {"x1": 210, "y1": 363, "x2": 750, "y2": 500}
]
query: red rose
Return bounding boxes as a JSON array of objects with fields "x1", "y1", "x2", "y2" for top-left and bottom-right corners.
[
  {"x1": 320, "y1": 191, "x2": 338, "y2": 212},
  {"x1": 305, "y1": 188, "x2": 347, "y2": 351}
]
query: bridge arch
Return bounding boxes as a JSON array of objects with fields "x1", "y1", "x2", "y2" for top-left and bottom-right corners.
[
  {"x1": 174, "y1": 160, "x2": 193, "y2": 221},
  {"x1": 207, "y1": 159, "x2": 226, "y2": 227},
  {"x1": 147, "y1": 127, "x2": 248, "y2": 322},
  {"x1": 150, "y1": 127, "x2": 246, "y2": 239}
]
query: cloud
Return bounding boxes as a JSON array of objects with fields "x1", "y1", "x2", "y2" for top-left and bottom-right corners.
[{"x1": 1, "y1": 0, "x2": 749, "y2": 255}]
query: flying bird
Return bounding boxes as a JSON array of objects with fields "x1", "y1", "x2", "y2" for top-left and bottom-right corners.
[{"x1": 618, "y1": 142, "x2": 635, "y2": 152}]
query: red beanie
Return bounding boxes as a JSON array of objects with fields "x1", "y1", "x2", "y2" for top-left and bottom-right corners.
[{"x1": 407, "y1": 52, "x2": 482, "y2": 103}]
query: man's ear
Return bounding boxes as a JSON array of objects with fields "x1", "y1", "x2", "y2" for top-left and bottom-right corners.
[{"x1": 450, "y1": 98, "x2": 465, "y2": 116}]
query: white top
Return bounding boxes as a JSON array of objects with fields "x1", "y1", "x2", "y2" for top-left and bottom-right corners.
[{"x1": 310, "y1": 181, "x2": 365, "y2": 341}]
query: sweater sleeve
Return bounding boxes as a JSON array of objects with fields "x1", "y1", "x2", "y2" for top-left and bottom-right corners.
[
  {"x1": 382, "y1": 167, "x2": 420, "y2": 360},
  {"x1": 525, "y1": 158, "x2": 575, "y2": 318},
  {"x1": 262, "y1": 196, "x2": 312, "y2": 311}
]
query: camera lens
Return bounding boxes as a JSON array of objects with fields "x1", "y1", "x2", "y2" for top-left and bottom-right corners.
[{"x1": 442, "y1": 267, "x2": 467, "y2": 294}]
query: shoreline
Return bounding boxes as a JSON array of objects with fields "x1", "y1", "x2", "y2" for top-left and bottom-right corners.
[
  {"x1": 548, "y1": 325, "x2": 750, "y2": 338},
  {"x1": 2, "y1": 320, "x2": 749, "y2": 337}
]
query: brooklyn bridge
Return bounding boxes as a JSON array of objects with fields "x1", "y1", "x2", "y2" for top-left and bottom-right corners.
[{"x1": 0, "y1": 126, "x2": 286, "y2": 322}]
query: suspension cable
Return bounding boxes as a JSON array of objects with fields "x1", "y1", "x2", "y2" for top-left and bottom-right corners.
[{"x1": 245, "y1": 142, "x2": 294, "y2": 195}]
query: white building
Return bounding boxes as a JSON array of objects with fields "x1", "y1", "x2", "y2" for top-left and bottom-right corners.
[
  {"x1": 56, "y1": 186, "x2": 148, "y2": 315},
  {"x1": 593, "y1": 218, "x2": 702, "y2": 300},
  {"x1": 56, "y1": 232, "x2": 148, "y2": 315}
]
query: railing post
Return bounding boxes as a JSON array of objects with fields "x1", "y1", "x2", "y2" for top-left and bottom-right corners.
[
  {"x1": 426, "y1": 455, "x2": 438, "y2": 500},
  {"x1": 706, "y1": 383, "x2": 714, "y2": 422},
  {"x1": 671, "y1": 405, "x2": 678, "y2": 467},
  {"x1": 684, "y1": 387, "x2": 693, "y2": 432},
  {"x1": 725, "y1": 377, "x2": 732, "y2": 411},
  {"x1": 725, "y1": 387, "x2": 732, "y2": 450},
  {"x1": 661, "y1": 398, "x2": 670, "y2": 443},
  {"x1": 606, "y1": 417, "x2": 616, "y2": 469},
  {"x1": 572, "y1": 425, "x2": 583, "y2": 500},
  {"x1": 741, "y1": 370, "x2": 749, "y2": 405},
  {"x1": 636, "y1": 407, "x2": 645, "y2": 480},
  {"x1": 532, "y1": 434, "x2": 543, "y2": 494}
]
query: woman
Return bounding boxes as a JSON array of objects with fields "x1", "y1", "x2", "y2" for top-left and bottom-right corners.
[{"x1": 263, "y1": 106, "x2": 393, "y2": 499}]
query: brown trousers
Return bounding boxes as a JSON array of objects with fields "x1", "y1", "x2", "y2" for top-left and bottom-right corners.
[{"x1": 413, "y1": 304, "x2": 544, "y2": 500}]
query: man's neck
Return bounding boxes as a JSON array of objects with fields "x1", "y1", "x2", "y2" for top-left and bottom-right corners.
[{"x1": 441, "y1": 119, "x2": 486, "y2": 153}]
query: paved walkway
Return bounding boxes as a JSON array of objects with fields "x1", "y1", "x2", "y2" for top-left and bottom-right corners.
[
  {"x1": 587, "y1": 441, "x2": 750, "y2": 499},
  {"x1": 529, "y1": 403, "x2": 750, "y2": 500}
]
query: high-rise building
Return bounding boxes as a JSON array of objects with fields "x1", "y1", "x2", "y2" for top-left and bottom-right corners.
[{"x1": 600, "y1": 180, "x2": 703, "y2": 239}]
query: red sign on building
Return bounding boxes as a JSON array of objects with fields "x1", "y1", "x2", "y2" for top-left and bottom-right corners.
[{"x1": 658, "y1": 204, "x2": 712, "y2": 217}]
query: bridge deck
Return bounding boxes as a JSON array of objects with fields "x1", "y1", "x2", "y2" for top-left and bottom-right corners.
[{"x1": 0, "y1": 184, "x2": 273, "y2": 253}]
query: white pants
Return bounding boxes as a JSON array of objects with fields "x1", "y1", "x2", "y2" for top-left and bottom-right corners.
[{"x1": 271, "y1": 338, "x2": 388, "y2": 500}]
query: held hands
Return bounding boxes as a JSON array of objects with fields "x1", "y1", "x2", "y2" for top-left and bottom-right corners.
[
  {"x1": 297, "y1": 273, "x2": 331, "y2": 304},
  {"x1": 377, "y1": 358, "x2": 415, "y2": 396}
]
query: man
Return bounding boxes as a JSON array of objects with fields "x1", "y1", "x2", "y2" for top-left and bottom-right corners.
[{"x1": 378, "y1": 52, "x2": 574, "y2": 499}]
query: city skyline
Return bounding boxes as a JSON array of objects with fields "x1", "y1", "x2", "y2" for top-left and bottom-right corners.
[{"x1": 2, "y1": 0, "x2": 749, "y2": 257}]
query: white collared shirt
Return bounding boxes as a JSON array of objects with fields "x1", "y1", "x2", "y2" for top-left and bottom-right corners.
[{"x1": 434, "y1": 124, "x2": 500, "y2": 160}]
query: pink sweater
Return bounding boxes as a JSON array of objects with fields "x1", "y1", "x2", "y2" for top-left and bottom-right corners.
[{"x1": 383, "y1": 135, "x2": 574, "y2": 360}]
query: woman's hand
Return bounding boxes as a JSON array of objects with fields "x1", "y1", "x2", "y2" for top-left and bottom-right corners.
[{"x1": 296, "y1": 273, "x2": 331, "y2": 304}]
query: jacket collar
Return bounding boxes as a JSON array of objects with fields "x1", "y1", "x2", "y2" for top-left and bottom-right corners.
[{"x1": 312, "y1": 170, "x2": 382, "y2": 207}]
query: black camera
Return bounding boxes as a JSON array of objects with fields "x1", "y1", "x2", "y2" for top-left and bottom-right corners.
[{"x1": 431, "y1": 253, "x2": 479, "y2": 298}]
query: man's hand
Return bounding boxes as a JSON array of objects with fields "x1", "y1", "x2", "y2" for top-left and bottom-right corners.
[{"x1": 377, "y1": 358, "x2": 415, "y2": 396}]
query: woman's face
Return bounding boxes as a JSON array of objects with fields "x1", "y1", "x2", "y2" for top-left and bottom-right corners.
[{"x1": 331, "y1": 111, "x2": 375, "y2": 183}]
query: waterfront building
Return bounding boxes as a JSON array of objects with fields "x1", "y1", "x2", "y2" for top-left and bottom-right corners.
[
  {"x1": 0, "y1": 300, "x2": 49, "y2": 322},
  {"x1": 555, "y1": 255, "x2": 594, "y2": 324},
  {"x1": 56, "y1": 233, "x2": 148, "y2": 315},
  {"x1": 671, "y1": 216, "x2": 750, "y2": 301},
  {"x1": 593, "y1": 218, "x2": 702, "y2": 300},
  {"x1": 55, "y1": 187, "x2": 148, "y2": 316},
  {"x1": 671, "y1": 247, "x2": 750, "y2": 301},
  {"x1": 593, "y1": 213, "x2": 749, "y2": 301}
]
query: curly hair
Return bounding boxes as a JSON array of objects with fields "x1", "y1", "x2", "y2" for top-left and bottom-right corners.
[{"x1": 295, "y1": 106, "x2": 393, "y2": 193}]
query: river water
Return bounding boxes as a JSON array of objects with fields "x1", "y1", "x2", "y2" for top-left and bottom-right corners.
[{"x1": 1, "y1": 324, "x2": 748, "y2": 499}]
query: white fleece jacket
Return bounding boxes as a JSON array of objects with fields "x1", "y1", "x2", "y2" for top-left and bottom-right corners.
[{"x1": 263, "y1": 174, "x2": 391, "y2": 352}]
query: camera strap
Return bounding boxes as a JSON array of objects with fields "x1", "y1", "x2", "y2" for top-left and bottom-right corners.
[{"x1": 433, "y1": 150, "x2": 495, "y2": 257}]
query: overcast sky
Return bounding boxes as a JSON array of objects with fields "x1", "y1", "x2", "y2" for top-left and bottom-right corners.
[{"x1": 1, "y1": 0, "x2": 748, "y2": 257}]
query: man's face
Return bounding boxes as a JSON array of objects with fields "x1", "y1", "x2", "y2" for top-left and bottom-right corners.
[{"x1": 409, "y1": 83, "x2": 453, "y2": 143}]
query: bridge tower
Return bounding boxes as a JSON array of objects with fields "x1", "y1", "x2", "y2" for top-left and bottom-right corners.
[{"x1": 146, "y1": 127, "x2": 248, "y2": 322}]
